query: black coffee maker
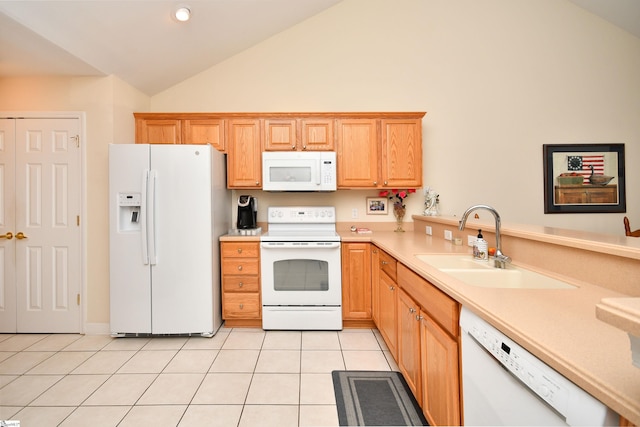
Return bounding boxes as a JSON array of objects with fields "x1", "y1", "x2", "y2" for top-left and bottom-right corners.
[{"x1": 237, "y1": 195, "x2": 257, "y2": 229}]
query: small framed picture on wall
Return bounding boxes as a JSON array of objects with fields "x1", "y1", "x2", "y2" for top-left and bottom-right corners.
[{"x1": 366, "y1": 197, "x2": 388, "y2": 215}]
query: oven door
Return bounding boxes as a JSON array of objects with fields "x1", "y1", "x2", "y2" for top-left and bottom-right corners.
[{"x1": 260, "y1": 241, "x2": 341, "y2": 306}]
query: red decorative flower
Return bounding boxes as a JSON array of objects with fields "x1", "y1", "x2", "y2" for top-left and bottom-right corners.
[{"x1": 380, "y1": 188, "x2": 416, "y2": 208}]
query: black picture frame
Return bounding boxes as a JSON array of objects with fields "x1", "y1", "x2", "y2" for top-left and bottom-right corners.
[{"x1": 543, "y1": 143, "x2": 626, "y2": 214}]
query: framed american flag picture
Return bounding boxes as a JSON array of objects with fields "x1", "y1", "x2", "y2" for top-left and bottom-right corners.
[{"x1": 543, "y1": 143, "x2": 626, "y2": 213}]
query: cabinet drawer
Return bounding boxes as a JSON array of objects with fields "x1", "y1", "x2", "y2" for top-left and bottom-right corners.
[
  {"x1": 398, "y1": 264, "x2": 459, "y2": 336},
  {"x1": 378, "y1": 249, "x2": 397, "y2": 281},
  {"x1": 223, "y1": 275, "x2": 260, "y2": 292},
  {"x1": 222, "y1": 258, "x2": 259, "y2": 276},
  {"x1": 221, "y1": 242, "x2": 260, "y2": 258},
  {"x1": 223, "y1": 293, "x2": 261, "y2": 319}
]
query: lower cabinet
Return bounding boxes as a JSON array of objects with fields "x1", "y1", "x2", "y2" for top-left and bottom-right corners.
[
  {"x1": 375, "y1": 246, "x2": 398, "y2": 359},
  {"x1": 220, "y1": 242, "x2": 261, "y2": 326},
  {"x1": 420, "y1": 310, "x2": 461, "y2": 426},
  {"x1": 341, "y1": 243, "x2": 373, "y2": 325},
  {"x1": 398, "y1": 288, "x2": 422, "y2": 402},
  {"x1": 397, "y1": 263, "x2": 461, "y2": 426}
]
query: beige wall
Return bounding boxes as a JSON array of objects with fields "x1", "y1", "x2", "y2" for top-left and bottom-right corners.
[
  {"x1": 152, "y1": 0, "x2": 640, "y2": 235},
  {"x1": 0, "y1": 75, "x2": 149, "y2": 328}
]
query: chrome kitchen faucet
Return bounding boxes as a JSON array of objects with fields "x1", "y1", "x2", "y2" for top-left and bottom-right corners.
[{"x1": 459, "y1": 204, "x2": 512, "y2": 268}]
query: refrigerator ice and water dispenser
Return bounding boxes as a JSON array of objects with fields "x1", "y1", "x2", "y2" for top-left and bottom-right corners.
[{"x1": 117, "y1": 192, "x2": 141, "y2": 232}]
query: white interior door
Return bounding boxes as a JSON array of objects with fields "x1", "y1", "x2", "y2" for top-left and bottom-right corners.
[
  {"x1": 0, "y1": 119, "x2": 17, "y2": 331},
  {"x1": 12, "y1": 118, "x2": 82, "y2": 333}
]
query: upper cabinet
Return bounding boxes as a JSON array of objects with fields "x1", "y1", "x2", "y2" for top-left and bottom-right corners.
[
  {"x1": 134, "y1": 113, "x2": 224, "y2": 150},
  {"x1": 136, "y1": 118, "x2": 182, "y2": 144},
  {"x1": 134, "y1": 112, "x2": 425, "y2": 190},
  {"x1": 264, "y1": 118, "x2": 334, "y2": 151},
  {"x1": 337, "y1": 114, "x2": 424, "y2": 189},
  {"x1": 227, "y1": 119, "x2": 262, "y2": 189},
  {"x1": 381, "y1": 119, "x2": 422, "y2": 188}
]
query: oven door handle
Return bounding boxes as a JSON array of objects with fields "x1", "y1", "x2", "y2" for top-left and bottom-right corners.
[{"x1": 260, "y1": 242, "x2": 341, "y2": 249}]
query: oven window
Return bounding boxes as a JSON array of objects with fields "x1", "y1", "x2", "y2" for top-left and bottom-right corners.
[
  {"x1": 273, "y1": 259, "x2": 329, "y2": 291},
  {"x1": 269, "y1": 166, "x2": 312, "y2": 183}
]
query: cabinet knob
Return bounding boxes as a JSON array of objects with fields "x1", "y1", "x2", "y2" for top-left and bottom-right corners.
[
  {"x1": 373, "y1": 181, "x2": 377, "y2": 185},
  {"x1": 238, "y1": 282, "x2": 244, "y2": 288},
  {"x1": 389, "y1": 286, "x2": 395, "y2": 291},
  {"x1": 292, "y1": 145, "x2": 296, "y2": 150},
  {"x1": 237, "y1": 265, "x2": 243, "y2": 271},
  {"x1": 381, "y1": 261, "x2": 388, "y2": 265},
  {"x1": 409, "y1": 308, "x2": 416, "y2": 313},
  {"x1": 302, "y1": 145, "x2": 307, "y2": 150},
  {"x1": 255, "y1": 181, "x2": 260, "y2": 186},
  {"x1": 239, "y1": 304, "x2": 244, "y2": 309},
  {"x1": 384, "y1": 181, "x2": 388, "y2": 185},
  {"x1": 416, "y1": 315, "x2": 423, "y2": 321},
  {"x1": 237, "y1": 248, "x2": 243, "y2": 254}
]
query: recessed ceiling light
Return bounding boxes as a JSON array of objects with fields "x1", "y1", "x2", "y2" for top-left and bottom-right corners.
[{"x1": 174, "y1": 5, "x2": 191, "y2": 22}]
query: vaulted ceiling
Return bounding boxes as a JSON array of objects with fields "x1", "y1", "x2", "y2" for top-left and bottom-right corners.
[{"x1": 0, "y1": 0, "x2": 638, "y2": 96}]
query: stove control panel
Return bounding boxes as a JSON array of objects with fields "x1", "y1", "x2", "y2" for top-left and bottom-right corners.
[{"x1": 267, "y1": 206, "x2": 336, "y2": 223}]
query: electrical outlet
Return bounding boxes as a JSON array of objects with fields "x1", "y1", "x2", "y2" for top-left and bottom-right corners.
[
  {"x1": 351, "y1": 208, "x2": 358, "y2": 219},
  {"x1": 467, "y1": 235, "x2": 476, "y2": 246},
  {"x1": 444, "y1": 230, "x2": 453, "y2": 240},
  {"x1": 425, "y1": 226, "x2": 432, "y2": 235}
]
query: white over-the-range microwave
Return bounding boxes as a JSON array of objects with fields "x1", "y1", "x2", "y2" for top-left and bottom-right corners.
[{"x1": 262, "y1": 151, "x2": 337, "y2": 191}]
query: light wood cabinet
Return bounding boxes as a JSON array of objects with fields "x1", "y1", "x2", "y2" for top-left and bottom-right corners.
[
  {"x1": 184, "y1": 119, "x2": 225, "y2": 150},
  {"x1": 134, "y1": 114, "x2": 224, "y2": 149},
  {"x1": 337, "y1": 116, "x2": 423, "y2": 188},
  {"x1": 381, "y1": 118, "x2": 422, "y2": 188},
  {"x1": 341, "y1": 243, "x2": 372, "y2": 325},
  {"x1": 227, "y1": 119, "x2": 262, "y2": 189},
  {"x1": 221, "y1": 242, "x2": 261, "y2": 325},
  {"x1": 337, "y1": 119, "x2": 379, "y2": 187},
  {"x1": 398, "y1": 288, "x2": 422, "y2": 402},
  {"x1": 397, "y1": 263, "x2": 461, "y2": 426},
  {"x1": 136, "y1": 118, "x2": 182, "y2": 144},
  {"x1": 420, "y1": 311, "x2": 460, "y2": 426},
  {"x1": 376, "y1": 247, "x2": 398, "y2": 359},
  {"x1": 264, "y1": 119, "x2": 297, "y2": 151}
]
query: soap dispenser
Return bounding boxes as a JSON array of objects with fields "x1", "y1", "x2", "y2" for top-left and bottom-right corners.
[{"x1": 473, "y1": 229, "x2": 488, "y2": 261}]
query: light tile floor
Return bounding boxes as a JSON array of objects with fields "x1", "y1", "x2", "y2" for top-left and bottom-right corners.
[{"x1": 0, "y1": 328, "x2": 398, "y2": 427}]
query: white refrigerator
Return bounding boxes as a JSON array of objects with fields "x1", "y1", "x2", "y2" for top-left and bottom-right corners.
[{"x1": 109, "y1": 144, "x2": 230, "y2": 336}]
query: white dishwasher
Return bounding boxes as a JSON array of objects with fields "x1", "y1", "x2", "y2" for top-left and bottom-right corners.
[{"x1": 460, "y1": 307, "x2": 618, "y2": 426}]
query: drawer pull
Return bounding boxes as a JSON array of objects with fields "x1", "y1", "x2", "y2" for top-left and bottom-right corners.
[
  {"x1": 237, "y1": 265, "x2": 243, "y2": 271},
  {"x1": 238, "y1": 282, "x2": 244, "y2": 288},
  {"x1": 237, "y1": 248, "x2": 243, "y2": 254},
  {"x1": 239, "y1": 304, "x2": 244, "y2": 309}
]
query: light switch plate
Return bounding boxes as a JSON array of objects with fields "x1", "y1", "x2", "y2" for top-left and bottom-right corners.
[{"x1": 425, "y1": 226, "x2": 432, "y2": 235}]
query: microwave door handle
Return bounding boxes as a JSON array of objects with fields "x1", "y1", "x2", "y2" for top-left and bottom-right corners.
[{"x1": 316, "y1": 160, "x2": 321, "y2": 186}]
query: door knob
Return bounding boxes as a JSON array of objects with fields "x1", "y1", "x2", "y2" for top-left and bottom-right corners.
[
  {"x1": 0, "y1": 232, "x2": 13, "y2": 240},
  {"x1": 16, "y1": 232, "x2": 28, "y2": 240}
]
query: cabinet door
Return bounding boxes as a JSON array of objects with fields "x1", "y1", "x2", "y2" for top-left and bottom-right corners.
[
  {"x1": 227, "y1": 119, "x2": 262, "y2": 188},
  {"x1": 264, "y1": 119, "x2": 297, "y2": 151},
  {"x1": 378, "y1": 270, "x2": 398, "y2": 359},
  {"x1": 398, "y1": 288, "x2": 422, "y2": 402},
  {"x1": 341, "y1": 243, "x2": 372, "y2": 320},
  {"x1": 420, "y1": 313, "x2": 461, "y2": 426},
  {"x1": 137, "y1": 119, "x2": 182, "y2": 144},
  {"x1": 381, "y1": 119, "x2": 422, "y2": 188},
  {"x1": 371, "y1": 247, "x2": 380, "y2": 324},
  {"x1": 184, "y1": 119, "x2": 225, "y2": 151},
  {"x1": 337, "y1": 119, "x2": 379, "y2": 188},
  {"x1": 301, "y1": 119, "x2": 335, "y2": 151}
]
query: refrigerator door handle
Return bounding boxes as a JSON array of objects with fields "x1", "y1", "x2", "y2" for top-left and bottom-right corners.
[
  {"x1": 148, "y1": 169, "x2": 158, "y2": 265},
  {"x1": 141, "y1": 170, "x2": 150, "y2": 265}
]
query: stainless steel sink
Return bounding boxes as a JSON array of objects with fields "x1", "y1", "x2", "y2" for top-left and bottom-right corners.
[{"x1": 414, "y1": 254, "x2": 576, "y2": 289}]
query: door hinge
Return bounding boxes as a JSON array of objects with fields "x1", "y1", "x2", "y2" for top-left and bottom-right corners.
[
  {"x1": 77, "y1": 294, "x2": 81, "y2": 306},
  {"x1": 77, "y1": 215, "x2": 80, "y2": 226}
]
